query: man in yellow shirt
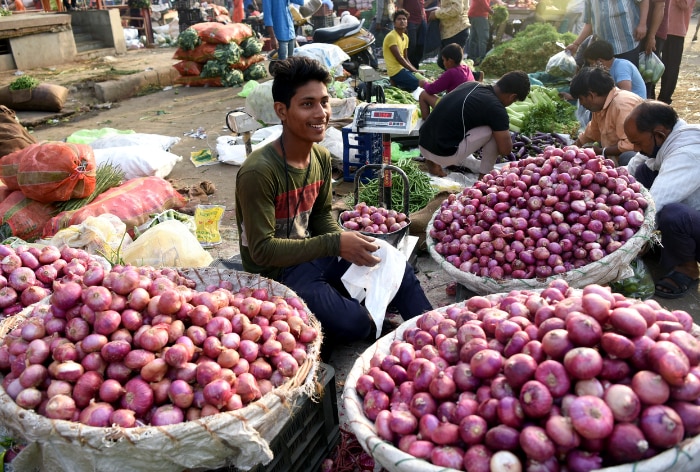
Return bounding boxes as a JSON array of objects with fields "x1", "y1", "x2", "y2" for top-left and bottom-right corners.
[{"x1": 383, "y1": 9, "x2": 421, "y2": 91}]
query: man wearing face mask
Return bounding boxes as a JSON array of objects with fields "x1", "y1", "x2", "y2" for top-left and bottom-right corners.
[{"x1": 624, "y1": 100, "x2": 700, "y2": 299}]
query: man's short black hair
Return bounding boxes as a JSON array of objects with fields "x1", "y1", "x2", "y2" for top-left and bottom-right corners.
[
  {"x1": 569, "y1": 66, "x2": 615, "y2": 100},
  {"x1": 393, "y1": 8, "x2": 409, "y2": 21},
  {"x1": 441, "y1": 43, "x2": 463, "y2": 64},
  {"x1": 496, "y1": 70, "x2": 531, "y2": 101},
  {"x1": 271, "y1": 56, "x2": 332, "y2": 107},
  {"x1": 631, "y1": 100, "x2": 679, "y2": 132},
  {"x1": 583, "y1": 39, "x2": 614, "y2": 62}
]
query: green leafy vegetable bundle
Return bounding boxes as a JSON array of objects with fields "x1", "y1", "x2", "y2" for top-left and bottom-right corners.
[
  {"x1": 9, "y1": 76, "x2": 39, "y2": 91},
  {"x1": 481, "y1": 23, "x2": 576, "y2": 77},
  {"x1": 506, "y1": 85, "x2": 579, "y2": 136},
  {"x1": 349, "y1": 158, "x2": 436, "y2": 214}
]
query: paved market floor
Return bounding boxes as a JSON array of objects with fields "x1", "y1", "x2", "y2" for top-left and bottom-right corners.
[{"x1": 4, "y1": 34, "x2": 700, "y2": 461}]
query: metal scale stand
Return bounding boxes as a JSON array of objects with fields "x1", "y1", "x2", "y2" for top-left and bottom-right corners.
[{"x1": 351, "y1": 82, "x2": 421, "y2": 260}]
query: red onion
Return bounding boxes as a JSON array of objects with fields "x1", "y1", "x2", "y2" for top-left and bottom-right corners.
[
  {"x1": 121, "y1": 377, "x2": 154, "y2": 416},
  {"x1": 151, "y1": 404, "x2": 184, "y2": 426},
  {"x1": 79, "y1": 402, "x2": 114, "y2": 427},
  {"x1": 45, "y1": 394, "x2": 77, "y2": 420}
]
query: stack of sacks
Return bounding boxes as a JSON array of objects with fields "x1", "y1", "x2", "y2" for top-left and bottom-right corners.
[{"x1": 173, "y1": 22, "x2": 268, "y2": 87}]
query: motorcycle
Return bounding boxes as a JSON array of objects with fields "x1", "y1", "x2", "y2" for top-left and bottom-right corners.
[
  {"x1": 311, "y1": 19, "x2": 378, "y2": 73},
  {"x1": 268, "y1": 8, "x2": 378, "y2": 75}
]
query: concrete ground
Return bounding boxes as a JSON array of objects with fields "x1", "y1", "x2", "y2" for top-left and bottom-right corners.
[{"x1": 3, "y1": 39, "x2": 700, "y2": 467}]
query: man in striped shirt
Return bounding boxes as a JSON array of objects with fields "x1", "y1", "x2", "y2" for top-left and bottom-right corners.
[
  {"x1": 566, "y1": 0, "x2": 650, "y2": 66},
  {"x1": 624, "y1": 101, "x2": 700, "y2": 299}
]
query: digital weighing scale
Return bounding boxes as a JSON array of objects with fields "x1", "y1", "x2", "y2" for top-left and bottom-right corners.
[
  {"x1": 351, "y1": 102, "x2": 420, "y2": 214},
  {"x1": 351, "y1": 103, "x2": 420, "y2": 135}
]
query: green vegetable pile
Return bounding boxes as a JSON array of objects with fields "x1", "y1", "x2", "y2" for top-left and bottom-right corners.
[
  {"x1": 177, "y1": 28, "x2": 201, "y2": 51},
  {"x1": 349, "y1": 158, "x2": 436, "y2": 214},
  {"x1": 213, "y1": 42, "x2": 242, "y2": 65},
  {"x1": 0, "y1": 8, "x2": 11, "y2": 16},
  {"x1": 243, "y1": 63, "x2": 267, "y2": 81},
  {"x1": 9, "y1": 76, "x2": 39, "y2": 91},
  {"x1": 221, "y1": 69, "x2": 245, "y2": 87},
  {"x1": 480, "y1": 23, "x2": 576, "y2": 77},
  {"x1": 240, "y1": 37, "x2": 263, "y2": 57},
  {"x1": 383, "y1": 86, "x2": 418, "y2": 105},
  {"x1": 490, "y1": 4, "x2": 508, "y2": 26},
  {"x1": 506, "y1": 85, "x2": 579, "y2": 136}
]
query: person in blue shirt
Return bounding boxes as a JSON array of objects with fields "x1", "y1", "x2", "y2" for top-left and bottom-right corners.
[
  {"x1": 582, "y1": 39, "x2": 647, "y2": 99},
  {"x1": 263, "y1": 0, "x2": 305, "y2": 60}
]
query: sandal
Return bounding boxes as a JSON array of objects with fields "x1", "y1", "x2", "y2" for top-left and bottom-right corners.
[{"x1": 654, "y1": 270, "x2": 699, "y2": 299}]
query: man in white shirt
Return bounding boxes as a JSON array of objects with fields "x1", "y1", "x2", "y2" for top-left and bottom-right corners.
[{"x1": 624, "y1": 100, "x2": 700, "y2": 299}]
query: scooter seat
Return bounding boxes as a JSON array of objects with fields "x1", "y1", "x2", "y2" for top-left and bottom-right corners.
[{"x1": 312, "y1": 19, "x2": 364, "y2": 43}]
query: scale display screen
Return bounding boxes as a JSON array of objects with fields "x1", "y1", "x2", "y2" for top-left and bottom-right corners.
[
  {"x1": 352, "y1": 103, "x2": 419, "y2": 135},
  {"x1": 371, "y1": 111, "x2": 394, "y2": 119}
]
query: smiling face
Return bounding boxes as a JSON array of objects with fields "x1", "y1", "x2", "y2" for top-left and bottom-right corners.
[{"x1": 274, "y1": 80, "x2": 331, "y2": 144}]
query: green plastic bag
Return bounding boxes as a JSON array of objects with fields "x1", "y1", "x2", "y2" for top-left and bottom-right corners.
[
  {"x1": 66, "y1": 128, "x2": 135, "y2": 145},
  {"x1": 609, "y1": 257, "x2": 655, "y2": 300},
  {"x1": 237, "y1": 80, "x2": 259, "y2": 98}
]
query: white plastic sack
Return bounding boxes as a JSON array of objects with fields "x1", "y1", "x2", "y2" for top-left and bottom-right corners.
[
  {"x1": 294, "y1": 43, "x2": 351, "y2": 73},
  {"x1": 546, "y1": 49, "x2": 577, "y2": 79},
  {"x1": 321, "y1": 126, "x2": 344, "y2": 160},
  {"x1": 92, "y1": 146, "x2": 182, "y2": 180},
  {"x1": 89, "y1": 133, "x2": 180, "y2": 151},
  {"x1": 245, "y1": 81, "x2": 280, "y2": 125},
  {"x1": 216, "y1": 136, "x2": 268, "y2": 166},
  {"x1": 341, "y1": 239, "x2": 407, "y2": 339}
]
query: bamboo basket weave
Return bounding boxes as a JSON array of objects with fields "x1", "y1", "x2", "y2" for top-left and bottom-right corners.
[
  {"x1": 426, "y1": 187, "x2": 657, "y2": 295},
  {"x1": 1, "y1": 268, "x2": 323, "y2": 472}
]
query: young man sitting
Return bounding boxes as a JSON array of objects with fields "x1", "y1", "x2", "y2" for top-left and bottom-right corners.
[{"x1": 235, "y1": 56, "x2": 433, "y2": 348}]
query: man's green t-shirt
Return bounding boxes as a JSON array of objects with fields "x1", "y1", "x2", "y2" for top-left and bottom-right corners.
[{"x1": 235, "y1": 141, "x2": 341, "y2": 280}]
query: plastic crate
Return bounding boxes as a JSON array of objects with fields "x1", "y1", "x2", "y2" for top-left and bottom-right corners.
[
  {"x1": 311, "y1": 15, "x2": 334, "y2": 30},
  {"x1": 174, "y1": 0, "x2": 196, "y2": 9},
  {"x1": 342, "y1": 125, "x2": 383, "y2": 182},
  {"x1": 177, "y1": 8, "x2": 205, "y2": 31},
  {"x1": 231, "y1": 363, "x2": 340, "y2": 472}
]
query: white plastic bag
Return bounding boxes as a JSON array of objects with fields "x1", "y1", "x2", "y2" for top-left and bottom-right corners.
[
  {"x1": 245, "y1": 81, "x2": 280, "y2": 125},
  {"x1": 89, "y1": 133, "x2": 180, "y2": 151},
  {"x1": 546, "y1": 49, "x2": 577, "y2": 79},
  {"x1": 92, "y1": 146, "x2": 182, "y2": 179},
  {"x1": 341, "y1": 239, "x2": 407, "y2": 339},
  {"x1": 293, "y1": 43, "x2": 351, "y2": 73}
]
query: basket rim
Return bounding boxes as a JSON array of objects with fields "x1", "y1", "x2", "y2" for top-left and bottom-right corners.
[{"x1": 425, "y1": 184, "x2": 657, "y2": 293}]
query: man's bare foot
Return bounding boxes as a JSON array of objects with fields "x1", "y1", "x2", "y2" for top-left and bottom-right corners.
[{"x1": 426, "y1": 159, "x2": 447, "y2": 177}]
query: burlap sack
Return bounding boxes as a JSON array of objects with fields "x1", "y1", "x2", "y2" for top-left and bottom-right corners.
[
  {"x1": 0, "y1": 105, "x2": 36, "y2": 159},
  {"x1": 0, "y1": 83, "x2": 69, "y2": 112},
  {"x1": 426, "y1": 187, "x2": 657, "y2": 295},
  {"x1": 343, "y1": 295, "x2": 700, "y2": 472},
  {"x1": 3, "y1": 269, "x2": 323, "y2": 472},
  {"x1": 409, "y1": 191, "x2": 449, "y2": 252}
]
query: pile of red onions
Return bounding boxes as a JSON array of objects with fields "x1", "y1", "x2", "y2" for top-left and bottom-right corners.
[
  {"x1": 0, "y1": 257, "x2": 319, "y2": 428},
  {"x1": 429, "y1": 146, "x2": 649, "y2": 279},
  {"x1": 0, "y1": 244, "x2": 94, "y2": 318},
  {"x1": 340, "y1": 202, "x2": 409, "y2": 235},
  {"x1": 354, "y1": 280, "x2": 700, "y2": 472}
]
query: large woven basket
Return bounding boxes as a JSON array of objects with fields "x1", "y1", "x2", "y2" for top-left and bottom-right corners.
[
  {"x1": 427, "y1": 187, "x2": 657, "y2": 295},
  {"x1": 2, "y1": 268, "x2": 323, "y2": 472},
  {"x1": 343, "y1": 297, "x2": 700, "y2": 472}
]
